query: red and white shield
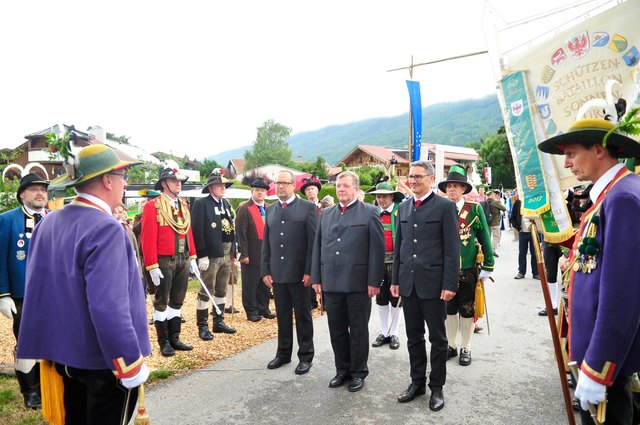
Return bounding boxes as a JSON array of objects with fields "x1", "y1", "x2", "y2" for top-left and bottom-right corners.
[
  {"x1": 566, "y1": 31, "x2": 590, "y2": 59},
  {"x1": 510, "y1": 99, "x2": 524, "y2": 117}
]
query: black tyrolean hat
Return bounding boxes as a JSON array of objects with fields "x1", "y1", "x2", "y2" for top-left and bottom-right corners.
[
  {"x1": 250, "y1": 177, "x2": 270, "y2": 190},
  {"x1": 437, "y1": 165, "x2": 472, "y2": 194},
  {"x1": 201, "y1": 168, "x2": 233, "y2": 193},
  {"x1": 17, "y1": 173, "x2": 49, "y2": 204},
  {"x1": 154, "y1": 167, "x2": 188, "y2": 190},
  {"x1": 300, "y1": 177, "x2": 321, "y2": 194}
]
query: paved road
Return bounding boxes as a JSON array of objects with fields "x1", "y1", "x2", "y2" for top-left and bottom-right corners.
[{"x1": 138, "y1": 231, "x2": 574, "y2": 425}]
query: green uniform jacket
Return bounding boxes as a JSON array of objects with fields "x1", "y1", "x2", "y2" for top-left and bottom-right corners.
[{"x1": 458, "y1": 201, "x2": 494, "y2": 271}]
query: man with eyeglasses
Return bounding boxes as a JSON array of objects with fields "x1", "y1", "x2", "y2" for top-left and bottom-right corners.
[
  {"x1": 141, "y1": 167, "x2": 197, "y2": 356},
  {"x1": 391, "y1": 160, "x2": 459, "y2": 412},
  {"x1": 311, "y1": 171, "x2": 385, "y2": 392},
  {"x1": 261, "y1": 170, "x2": 318, "y2": 375},
  {"x1": 0, "y1": 173, "x2": 49, "y2": 409},
  {"x1": 17, "y1": 145, "x2": 151, "y2": 424}
]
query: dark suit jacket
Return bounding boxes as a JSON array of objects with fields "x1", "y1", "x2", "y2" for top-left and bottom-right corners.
[
  {"x1": 261, "y1": 198, "x2": 318, "y2": 283},
  {"x1": 392, "y1": 194, "x2": 460, "y2": 299},
  {"x1": 191, "y1": 195, "x2": 236, "y2": 259},
  {"x1": 236, "y1": 199, "x2": 266, "y2": 266},
  {"x1": 310, "y1": 201, "x2": 385, "y2": 292}
]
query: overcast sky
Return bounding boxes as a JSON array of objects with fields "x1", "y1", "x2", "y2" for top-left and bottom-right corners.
[{"x1": 0, "y1": 0, "x2": 607, "y2": 160}]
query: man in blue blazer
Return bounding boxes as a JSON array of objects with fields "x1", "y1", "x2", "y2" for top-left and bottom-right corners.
[{"x1": 0, "y1": 173, "x2": 49, "y2": 409}]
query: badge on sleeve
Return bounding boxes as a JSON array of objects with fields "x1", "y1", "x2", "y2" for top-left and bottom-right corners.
[
  {"x1": 17, "y1": 239, "x2": 25, "y2": 248},
  {"x1": 16, "y1": 250, "x2": 26, "y2": 261}
]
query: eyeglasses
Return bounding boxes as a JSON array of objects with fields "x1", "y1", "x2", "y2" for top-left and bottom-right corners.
[
  {"x1": 108, "y1": 172, "x2": 129, "y2": 182},
  {"x1": 274, "y1": 181, "x2": 293, "y2": 186},
  {"x1": 407, "y1": 174, "x2": 432, "y2": 181}
]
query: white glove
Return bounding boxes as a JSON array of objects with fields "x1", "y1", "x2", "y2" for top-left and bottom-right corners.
[
  {"x1": 197, "y1": 257, "x2": 210, "y2": 272},
  {"x1": 575, "y1": 370, "x2": 607, "y2": 411},
  {"x1": 149, "y1": 268, "x2": 164, "y2": 287},
  {"x1": 190, "y1": 259, "x2": 200, "y2": 275},
  {"x1": 120, "y1": 363, "x2": 150, "y2": 389},
  {"x1": 478, "y1": 269, "x2": 492, "y2": 283},
  {"x1": 0, "y1": 297, "x2": 17, "y2": 319}
]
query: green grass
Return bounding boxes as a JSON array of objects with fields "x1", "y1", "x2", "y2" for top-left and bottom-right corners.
[{"x1": 0, "y1": 375, "x2": 43, "y2": 425}]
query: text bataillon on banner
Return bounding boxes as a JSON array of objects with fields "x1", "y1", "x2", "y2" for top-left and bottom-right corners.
[{"x1": 496, "y1": 0, "x2": 640, "y2": 243}]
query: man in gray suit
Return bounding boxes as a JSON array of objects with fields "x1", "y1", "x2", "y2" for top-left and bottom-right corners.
[
  {"x1": 311, "y1": 171, "x2": 385, "y2": 392},
  {"x1": 390, "y1": 160, "x2": 459, "y2": 412},
  {"x1": 261, "y1": 170, "x2": 318, "y2": 375}
]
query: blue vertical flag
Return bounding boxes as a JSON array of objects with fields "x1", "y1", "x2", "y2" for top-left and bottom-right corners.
[{"x1": 406, "y1": 80, "x2": 422, "y2": 161}]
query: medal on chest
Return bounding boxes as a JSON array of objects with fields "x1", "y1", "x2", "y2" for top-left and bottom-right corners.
[{"x1": 573, "y1": 214, "x2": 599, "y2": 274}]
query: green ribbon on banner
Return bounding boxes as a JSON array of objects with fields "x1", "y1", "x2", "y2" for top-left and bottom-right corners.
[{"x1": 500, "y1": 71, "x2": 548, "y2": 215}]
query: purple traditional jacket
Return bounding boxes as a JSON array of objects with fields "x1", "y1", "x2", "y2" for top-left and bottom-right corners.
[
  {"x1": 569, "y1": 172, "x2": 640, "y2": 385},
  {"x1": 17, "y1": 199, "x2": 151, "y2": 379}
]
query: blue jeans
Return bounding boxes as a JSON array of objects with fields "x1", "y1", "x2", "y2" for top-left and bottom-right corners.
[{"x1": 518, "y1": 232, "x2": 539, "y2": 276}]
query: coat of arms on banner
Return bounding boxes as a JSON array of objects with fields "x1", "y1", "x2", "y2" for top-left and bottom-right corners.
[
  {"x1": 566, "y1": 31, "x2": 590, "y2": 59},
  {"x1": 537, "y1": 104, "x2": 551, "y2": 120},
  {"x1": 592, "y1": 31, "x2": 609, "y2": 47},
  {"x1": 510, "y1": 99, "x2": 524, "y2": 117},
  {"x1": 551, "y1": 48, "x2": 567, "y2": 66}
]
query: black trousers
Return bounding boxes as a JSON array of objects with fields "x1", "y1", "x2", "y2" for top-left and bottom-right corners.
[
  {"x1": 55, "y1": 364, "x2": 137, "y2": 425},
  {"x1": 542, "y1": 242, "x2": 563, "y2": 283},
  {"x1": 154, "y1": 253, "x2": 190, "y2": 311},
  {"x1": 402, "y1": 289, "x2": 447, "y2": 389},
  {"x1": 273, "y1": 282, "x2": 314, "y2": 362},
  {"x1": 240, "y1": 263, "x2": 270, "y2": 317},
  {"x1": 324, "y1": 291, "x2": 371, "y2": 379},
  {"x1": 375, "y1": 263, "x2": 400, "y2": 307},
  {"x1": 579, "y1": 374, "x2": 635, "y2": 425}
]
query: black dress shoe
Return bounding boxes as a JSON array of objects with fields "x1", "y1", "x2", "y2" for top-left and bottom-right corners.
[
  {"x1": 348, "y1": 377, "x2": 364, "y2": 392},
  {"x1": 372, "y1": 334, "x2": 390, "y2": 347},
  {"x1": 329, "y1": 374, "x2": 351, "y2": 388},
  {"x1": 397, "y1": 383, "x2": 426, "y2": 403},
  {"x1": 295, "y1": 361, "x2": 312, "y2": 375},
  {"x1": 538, "y1": 308, "x2": 558, "y2": 316},
  {"x1": 459, "y1": 348, "x2": 472, "y2": 366},
  {"x1": 446, "y1": 346, "x2": 457, "y2": 360},
  {"x1": 267, "y1": 357, "x2": 291, "y2": 369},
  {"x1": 260, "y1": 311, "x2": 276, "y2": 319},
  {"x1": 429, "y1": 388, "x2": 445, "y2": 411},
  {"x1": 248, "y1": 315, "x2": 263, "y2": 322},
  {"x1": 389, "y1": 335, "x2": 400, "y2": 350},
  {"x1": 225, "y1": 306, "x2": 240, "y2": 314}
]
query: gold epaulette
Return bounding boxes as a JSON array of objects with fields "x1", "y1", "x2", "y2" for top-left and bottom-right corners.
[{"x1": 154, "y1": 196, "x2": 191, "y2": 235}]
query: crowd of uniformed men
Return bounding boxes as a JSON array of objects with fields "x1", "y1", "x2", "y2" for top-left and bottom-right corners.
[{"x1": 1, "y1": 112, "x2": 640, "y2": 424}]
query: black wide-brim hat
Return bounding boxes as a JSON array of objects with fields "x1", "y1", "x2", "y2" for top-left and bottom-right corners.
[
  {"x1": 300, "y1": 178, "x2": 321, "y2": 194},
  {"x1": 201, "y1": 172, "x2": 233, "y2": 193},
  {"x1": 538, "y1": 118, "x2": 640, "y2": 158},
  {"x1": 17, "y1": 173, "x2": 49, "y2": 204},
  {"x1": 154, "y1": 167, "x2": 189, "y2": 190},
  {"x1": 437, "y1": 165, "x2": 472, "y2": 194},
  {"x1": 250, "y1": 177, "x2": 270, "y2": 190}
]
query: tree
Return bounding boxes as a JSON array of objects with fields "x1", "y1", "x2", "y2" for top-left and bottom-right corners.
[
  {"x1": 294, "y1": 156, "x2": 328, "y2": 179},
  {"x1": 475, "y1": 126, "x2": 516, "y2": 189},
  {"x1": 128, "y1": 163, "x2": 162, "y2": 184},
  {"x1": 197, "y1": 159, "x2": 222, "y2": 181},
  {"x1": 244, "y1": 120, "x2": 292, "y2": 169}
]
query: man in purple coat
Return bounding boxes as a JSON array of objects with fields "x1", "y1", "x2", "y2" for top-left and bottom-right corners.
[
  {"x1": 539, "y1": 116, "x2": 640, "y2": 425},
  {"x1": 17, "y1": 145, "x2": 151, "y2": 425}
]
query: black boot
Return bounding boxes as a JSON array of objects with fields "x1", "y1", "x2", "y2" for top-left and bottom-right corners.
[
  {"x1": 197, "y1": 309, "x2": 214, "y2": 341},
  {"x1": 168, "y1": 317, "x2": 193, "y2": 350},
  {"x1": 213, "y1": 304, "x2": 237, "y2": 334},
  {"x1": 15, "y1": 367, "x2": 41, "y2": 410},
  {"x1": 154, "y1": 320, "x2": 175, "y2": 357}
]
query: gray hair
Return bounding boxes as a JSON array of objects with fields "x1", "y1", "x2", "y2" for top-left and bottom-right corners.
[
  {"x1": 278, "y1": 169, "x2": 295, "y2": 183},
  {"x1": 410, "y1": 160, "x2": 434, "y2": 176},
  {"x1": 336, "y1": 170, "x2": 360, "y2": 187}
]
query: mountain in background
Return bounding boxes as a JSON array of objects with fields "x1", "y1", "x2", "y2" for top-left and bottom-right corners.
[{"x1": 211, "y1": 94, "x2": 503, "y2": 166}]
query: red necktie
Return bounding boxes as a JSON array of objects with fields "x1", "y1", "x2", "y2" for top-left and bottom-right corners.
[
  {"x1": 282, "y1": 202, "x2": 287, "y2": 208},
  {"x1": 415, "y1": 199, "x2": 422, "y2": 208},
  {"x1": 341, "y1": 206, "x2": 347, "y2": 213}
]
